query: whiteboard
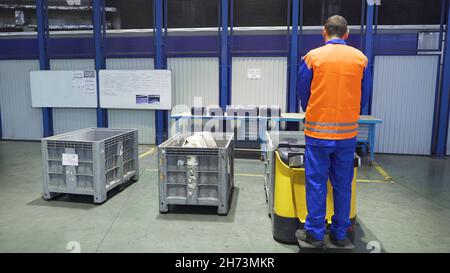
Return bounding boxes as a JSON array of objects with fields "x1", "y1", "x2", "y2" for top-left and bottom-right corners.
[
  {"x1": 30, "y1": 70, "x2": 97, "y2": 108},
  {"x1": 99, "y1": 70, "x2": 172, "y2": 110}
]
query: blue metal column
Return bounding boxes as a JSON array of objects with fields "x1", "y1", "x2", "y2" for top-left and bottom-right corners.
[
  {"x1": 227, "y1": 0, "x2": 232, "y2": 109},
  {"x1": 435, "y1": 0, "x2": 450, "y2": 157},
  {"x1": 0, "y1": 105, "x2": 2, "y2": 139},
  {"x1": 362, "y1": 1, "x2": 375, "y2": 115},
  {"x1": 359, "y1": 0, "x2": 366, "y2": 50},
  {"x1": 93, "y1": 0, "x2": 108, "y2": 127},
  {"x1": 36, "y1": 0, "x2": 53, "y2": 137},
  {"x1": 154, "y1": 0, "x2": 167, "y2": 145},
  {"x1": 219, "y1": 0, "x2": 230, "y2": 109},
  {"x1": 287, "y1": 0, "x2": 301, "y2": 113}
]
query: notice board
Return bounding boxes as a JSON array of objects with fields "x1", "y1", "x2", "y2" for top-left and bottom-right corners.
[
  {"x1": 99, "y1": 70, "x2": 172, "y2": 110},
  {"x1": 30, "y1": 70, "x2": 97, "y2": 108}
]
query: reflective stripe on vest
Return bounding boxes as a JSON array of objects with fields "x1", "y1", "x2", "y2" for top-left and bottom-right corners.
[
  {"x1": 304, "y1": 126, "x2": 358, "y2": 134},
  {"x1": 305, "y1": 121, "x2": 359, "y2": 127}
]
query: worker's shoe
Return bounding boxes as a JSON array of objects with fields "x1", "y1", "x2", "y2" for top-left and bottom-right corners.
[
  {"x1": 295, "y1": 229, "x2": 325, "y2": 249},
  {"x1": 329, "y1": 234, "x2": 348, "y2": 247}
]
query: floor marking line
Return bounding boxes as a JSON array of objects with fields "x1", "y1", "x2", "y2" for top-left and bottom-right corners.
[
  {"x1": 372, "y1": 161, "x2": 393, "y2": 181},
  {"x1": 357, "y1": 179, "x2": 393, "y2": 183},
  {"x1": 235, "y1": 173, "x2": 265, "y2": 177},
  {"x1": 139, "y1": 147, "x2": 156, "y2": 159}
]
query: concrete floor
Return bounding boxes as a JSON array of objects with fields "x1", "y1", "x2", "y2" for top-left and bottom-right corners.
[{"x1": 1, "y1": 141, "x2": 450, "y2": 253}]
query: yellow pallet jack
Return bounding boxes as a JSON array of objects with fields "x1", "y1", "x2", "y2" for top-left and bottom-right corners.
[{"x1": 264, "y1": 131, "x2": 360, "y2": 250}]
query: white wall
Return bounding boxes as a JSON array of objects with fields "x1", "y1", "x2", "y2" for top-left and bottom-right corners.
[
  {"x1": 106, "y1": 58, "x2": 156, "y2": 144},
  {"x1": 167, "y1": 58, "x2": 219, "y2": 137},
  {"x1": 372, "y1": 55, "x2": 439, "y2": 155},
  {"x1": 0, "y1": 60, "x2": 42, "y2": 140},
  {"x1": 231, "y1": 57, "x2": 287, "y2": 111},
  {"x1": 168, "y1": 57, "x2": 219, "y2": 108},
  {"x1": 50, "y1": 59, "x2": 97, "y2": 135}
]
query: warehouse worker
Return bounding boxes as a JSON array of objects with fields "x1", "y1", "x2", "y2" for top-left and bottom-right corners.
[{"x1": 296, "y1": 15, "x2": 372, "y2": 248}]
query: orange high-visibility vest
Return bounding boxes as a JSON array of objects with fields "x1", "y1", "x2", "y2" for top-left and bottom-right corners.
[{"x1": 303, "y1": 43, "x2": 368, "y2": 140}]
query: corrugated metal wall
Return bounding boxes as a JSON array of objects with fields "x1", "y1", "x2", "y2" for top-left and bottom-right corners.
[
  {"x1": 50, "y1": 59, "x2": 97, "y2": 135},
  {"x1": 106, "y1": 58, "x2": 156, "y2": 144},
  {"x1": 167, "y1": 58, "x2": 219, "y2": 136},
  {"x1": 231, "y1": 57, "x2": 287, "y2": 111},
  {"x1": 168, "y1": 58, "x2": 219, "y2": 108},
  {"x1": 372, "y1": 55, "x2": 439, "y2": 155},
  {"x1": 0, "y1": 60, "x2": 42, "y2": 140}
]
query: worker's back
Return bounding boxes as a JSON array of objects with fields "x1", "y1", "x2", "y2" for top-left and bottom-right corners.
[
  {"x1": 303, "y1": 42, "x2": 368, "y2": 140},
  {"x1": 297, "y1": 15, "x2": 372, "y2": 249}
]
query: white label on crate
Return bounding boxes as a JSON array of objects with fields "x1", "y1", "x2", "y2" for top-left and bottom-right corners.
[
  {"x1": 62, "y1": 153, "x2": 79, "y2": 166},
  {"x1": 247, "y1": 68, "x2": 261, "y2": 79}
]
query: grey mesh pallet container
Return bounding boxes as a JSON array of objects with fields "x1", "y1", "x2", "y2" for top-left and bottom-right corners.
[
  {"x1": 158, "y1": 132, "x2": 234, "y2": 215},
  {"x1": 41, "y1": 128, "x2": 139, "y2": 203}
]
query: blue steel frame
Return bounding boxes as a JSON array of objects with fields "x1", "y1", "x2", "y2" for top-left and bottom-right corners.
[
  {"x1": 163, "y1": 0, "x2": 168, "y2": 68},
  {"x1": 227, "y1": 0, "x2": 232, "y2": 106},
  {"x1": 362, "y1": 1, "x2": 375, "y2": 115},
  {"x1": 0, "y1": 105, "x2": 2, "y2": 139},
  {"x1": 36, "y1": 0, "x2": 54, "y2": 137},
  {"x1": 93, "y1": 0, "x2": 108, "y2": 128},
  {"x1": 287, "y1": 0, "x2": 301, "y2": 113},
  {"x1": 230, "y1": 0, "x2": 234, "y2": 57},
  {"x1": 0, "y1": 103, "x2": 2, "y2": 139},
  {"x1": 435, "y1": 0, "x2": 450, "y2": 157},
  {"x1": 359, "y1": 0, "x2": 366, "y2": 50},
  {"x1": 428, "y1": 54, "x2": 444, "y2": 155},
  {"x1": 219, "y1": 0, "x2": 231, "y2": 109},
  {"x1": 374, "y1": 3, "x2": 379, "y2": 34},
  {"x1": 154, "y1": 0, "x2": 168, "y2": 145}
]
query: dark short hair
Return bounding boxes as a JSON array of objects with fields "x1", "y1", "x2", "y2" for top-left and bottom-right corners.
[{"x1": 324, "y1": 15, "x2": 348, "y2": 38}]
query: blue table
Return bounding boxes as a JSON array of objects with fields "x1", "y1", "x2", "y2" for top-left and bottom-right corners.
[{"x1": 170, "y1": 112, "x2": 382, "y2": 163}]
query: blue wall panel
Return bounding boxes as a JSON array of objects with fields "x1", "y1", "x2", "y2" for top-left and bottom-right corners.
[
  {"x1": 0, "y1": 33, "x2": 418, "y2": 60},
  {"x1": 0, "y1": 39, "x2": 38, "y2": 60},
  {"x1": 48, "y1": 37, "x2": 95, "y2": 59},
  {"x1": 105, "y1": 37, "x2": 155, "y2": 58},
  {"x1": 374, "y1": 34, "x2": 418, "y2": 55}
]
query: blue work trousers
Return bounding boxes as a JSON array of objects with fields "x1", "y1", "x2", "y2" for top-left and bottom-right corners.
[{"x1": 304, "y1": 136, "x2": 356, "y2": 241}]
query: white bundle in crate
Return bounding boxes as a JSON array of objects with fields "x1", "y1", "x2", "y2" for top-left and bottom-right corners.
[{"x1": 182, "y1": 132, "x2": 217, "y2": 148}]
